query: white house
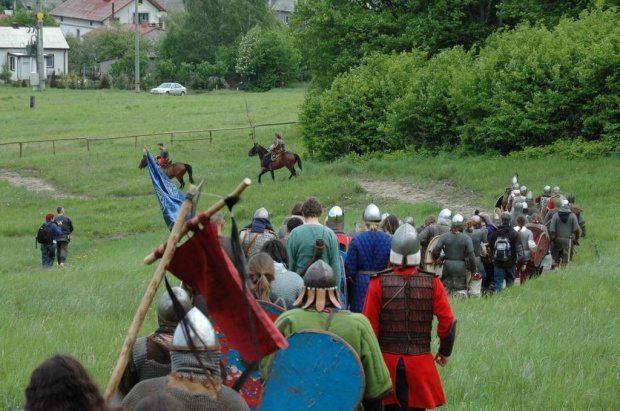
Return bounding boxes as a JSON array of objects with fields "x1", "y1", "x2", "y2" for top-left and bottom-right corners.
[
  {"x1": 50, "y1": 0, "x2": 167, "y2": 38},
  {"x1": 269, "y1": 0, "x2": 296, "y2": 24},
  {"x1": 0, "y1": 26, "x2": 69, "y2": 82}
]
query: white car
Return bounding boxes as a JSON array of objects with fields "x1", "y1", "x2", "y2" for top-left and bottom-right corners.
[{"x1": 150, "y1": 83, "x2": 187, "y2": 95}]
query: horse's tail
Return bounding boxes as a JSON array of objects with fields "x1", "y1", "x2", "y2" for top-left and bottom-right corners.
[
  {"x1": 184, "y1": 164, "x2": 195, "y2": 183},
  {"x1": 294, "y1": 154, "x2": 302, "y2": 171}
]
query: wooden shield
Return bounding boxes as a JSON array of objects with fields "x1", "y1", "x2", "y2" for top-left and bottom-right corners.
[
  {"x1": 212, "y1": 301, "x2": 284, "y2": 410},
  {"x1": 423, "y1": 235, "x2": 443, "y2": 278},
  {"x1": 259, "y1": 330, "x2": 364, "y2": 411},
  {"x1": 533, "y1": 231, "x2": 549, "y2": 267}
]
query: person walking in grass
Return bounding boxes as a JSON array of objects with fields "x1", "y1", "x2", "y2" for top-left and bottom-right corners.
[
  {"x1": 488, "y1": 212, "x2": 524, "y2": 292},
  {"x1": 38, "y1": 213, "x2": 62, "y2": 269},
  {"x1": 53, "y1": 206, "x2": 74, "y2": 267}
]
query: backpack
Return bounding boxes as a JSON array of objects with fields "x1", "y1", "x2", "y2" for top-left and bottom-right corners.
[
  {"x1": 36, "y1": 223, "x2": 53, "y2": 247},
  {"x1": 493, "y1": 234, "x2": 512, "y2": 262}
]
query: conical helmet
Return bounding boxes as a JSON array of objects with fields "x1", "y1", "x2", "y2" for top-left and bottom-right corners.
[
  {"x1": 567, "y1": 193, "x2": 575, "y2": 204},
  {"x1": 511, "y1": 173, "x2": 519, "y2": 186},
  {"x1": 389, "y1": 223, "x2": 420, "y2": 266},
  {"x1": 451, "y1": 214, "x2": 465, "y2": 229},
  {"x1": 157, "y1": 287, "x2": 193, "y2": 329},
  {"x1": 553, "y1": 186, "x2": 561, "y2": 195},
  {"x1": 471, "y1": 215, "x2": 482, "y2": 227},
  {"x1": 543, "y1": 185, "x2": 551, "y2": 196},
  {"x1": 403, "y1": 215, "x2": 415, "y2": 226},
  {"x1": 254, "y1": 207, "x2": 269, "y2": 220},
  {"x1": 437, "y1": 208, "x2": 451, "y2": 226},
  {"x1": 520, "y1": 185, "x2": 527, "y2": 195},
  {"x1": 326, "y1": 206, "x2": 344, "y2": 232},
  {"x1": 171, "y1": 307, "x2": 219, "y2": 351},
  {"x1": 293, "y1": 260, "x2": 342, "y2": 311},
  {"x1": 363, "y1": 204, "x2": 381, "y2": 222}
]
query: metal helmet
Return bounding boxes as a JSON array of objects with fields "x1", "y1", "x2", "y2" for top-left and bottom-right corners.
[
  {"x1": 157, "y1": 287, "x2": 193, "y2": 329},
  {"x1": 560, "y1": 200, "x2": 571, "y2": 213},
  {"x1": 543, "y1": 185, "x2": 551, "y2": 196},
  {"x1": 471, "y1": 215, "x2": 482, "y2": 227},
  {"x1": 363, "y1": 204, "x2": 382, "y2": 222},
  {"x1": 403, "y1": 215, "x2": 415, "y2": 226},
  {"x1": 451, "y1": 214, "x2": 465, "y2": 229},
  {"x1": 253, "y1": 207, "x2": 269, "y2": 220},
  {"x1": 327, "y1": 206, "x2": 344, "y2": 223},
  {"x1": 437, "y1": 208, "x2": 451, "y2": 227},
  {"x1": 520, "y1": 185, "x2": 527, "y2": 195},
  {"x1": 293, "y1": 260, "x2": 342, "y2": 311},
  {"x1": 381, "y1": 213, "x2": 389, "y2": 221},
  {"x1": 553, "y1": 186, "x2": 561, "y2": 195},
  {"x1": 512, "y1": 183, "x2": 520, "y2": 191},
  {"x1": 567, "y1": 193, "x2": 575, "y2": 204},
  {"x1": 389, "y1": 223, "x2": 420, "y2": 266},
  {"x1": 501, "y1": 212, "x2": 512, "y2": 225},
  {"x1": 171, "y1": 307, "x2": 219, "y2": 351},
  {"x1": 511, "y1": 173, "x2": 519, "y2": 186}
]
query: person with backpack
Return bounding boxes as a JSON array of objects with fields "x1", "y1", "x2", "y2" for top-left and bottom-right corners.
[
  {"x1": 37, "y1": 213, "x2": 62, "y2": 268},
  {"x1": 488, "y1": 212, "x2": 524, "y2": 292},
  {"x1": 54, "y1": 206, "x2": 74, "y2": 267}
]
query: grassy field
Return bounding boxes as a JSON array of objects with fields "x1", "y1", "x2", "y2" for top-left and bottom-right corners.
[{"x1": 0, "y1": 87, "x2": 618, "y2": 410}]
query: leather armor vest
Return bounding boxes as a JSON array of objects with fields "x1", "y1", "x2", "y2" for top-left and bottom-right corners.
[{"x1": 379, "y1": 273, "x2": 434, "y2": 355}]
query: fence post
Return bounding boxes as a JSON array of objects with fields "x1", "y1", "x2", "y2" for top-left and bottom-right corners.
[
  {"x1": 52, "y1": 141, "x2": 56, "y2": 154},
  {"x1": 171, "y1": 134, "x2": 174, "y2": 146},
  {"x1": 19, "y1": 142, "x2": 23, "y2": 158},
  {"x1": 135, "y1": 136, "x2": 138, "y2": 148},
  {"x1": 209, "y1": 130, "x2": 212, "y2": 144},
  {"x1": 87, "y1": 139, "x2": 90, "y2": 152},
  {"x1": 252, "y1": 127, "x2": 256, "y2": 140}
]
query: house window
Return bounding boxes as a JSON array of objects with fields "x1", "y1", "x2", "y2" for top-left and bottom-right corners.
[
  {"x1": 60, "y1": 17, "x2": 63, "y2": 22},
  {"x1": 76, "y1": 29, "x2": 80, "y2": 37},
  {"x1": 45, "y1": 55, "x2": 54, "y2": 68},
  {"x1": 134, "y1": 13, "x2": 149, "y2": 23},
  {"x1": 283, "y1": 15, "x2": 289, "y2": 24},
  {"x1": 90, "y1": 21, "x2": 93, "y2": 26},
  {"x1": 9, "y1": 56, "x2": 16, "y2": 71}
]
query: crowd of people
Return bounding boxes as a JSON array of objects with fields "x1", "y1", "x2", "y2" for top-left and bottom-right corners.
[
  {"x1": 23, "y1": 177, "x2": 586, "y2": 410},
  {"x1": 36, "y1": 206, "x2": 74, "y2": 268}
]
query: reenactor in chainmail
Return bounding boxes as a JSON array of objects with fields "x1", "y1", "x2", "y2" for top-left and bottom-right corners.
[
  {"x1": 536, "y1": 185, "x2": 552, "y2": 212},
  {"x1": 363, "y1": 223, "x2": 456, "y2": 411},
  {"x1": 465, "y1": 215, "x2": 488, "y2": 297},
  {"x1": 542, "y1": 186, "x2": 565, "y2": 219},
  {"x1": 122, "y1": 307, "x2": 249, "y2": 411},
  {"x1": 567, "y1": 193, "x2": 587, "y2": 238},
  {"x1": 117, "y1": 287, "x2": 193, "y2": 399},
  {"x1": 431, "y1": 214, "x2": 476, "y2": 298},
  {"x1": 419, "y1": 208, "x2": 452, "y2": 262},
  {"x1": 549, "y1": 201, "x2": 580, "y2": 269},
  {"x1": 239, "y1": 207, "x2": 278, "y2": 261}
]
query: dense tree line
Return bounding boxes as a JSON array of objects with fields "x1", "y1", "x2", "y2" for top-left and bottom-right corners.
[{"x1": 300, "y1": 8, "x2": 620, "y2": 159}]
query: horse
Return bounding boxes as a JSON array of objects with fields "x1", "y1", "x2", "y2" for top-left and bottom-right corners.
[
  {"x1": 248, "y1": 143, "x2": 302, "y2": 184},
  {"x1": 138, "y1": 155, "x2": 195, "y2": 188}
]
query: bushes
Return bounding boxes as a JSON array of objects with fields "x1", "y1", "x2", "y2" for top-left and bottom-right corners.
[{"x1": 300, "y1": 7, "x2": 620, "y2": 159}]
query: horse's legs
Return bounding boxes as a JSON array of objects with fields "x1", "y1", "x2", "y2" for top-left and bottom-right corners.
[
  {"x1": 177, "y1": 173, "x2": 185, "y2": 188},
  {"x1": 287, "y1": 161, "x2": 297, "y2": 179},
  {"x1": 271, "y1": 170, "x2": 275, "y2": 181},
  {"x1": 258, "y1": 170, "x2": 267, "y2": 184}
]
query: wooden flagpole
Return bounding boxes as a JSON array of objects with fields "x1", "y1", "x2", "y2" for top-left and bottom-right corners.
[
  {"x1": 143, "y1": 177, "x2": 252, "y2": 265},
  {"x1": 103, "y1": 184, "x2": 197, "y2": 404}
]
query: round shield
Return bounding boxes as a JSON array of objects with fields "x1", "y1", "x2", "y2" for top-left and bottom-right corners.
[
  {"x1": 211, "y1": 301, "x2": 284, "y2": 410},
  {"x1": 423, "y1": 235, "x2": 443, "y2": 278},
  {"x1": 531, "y1": 230, "x2": 549, "y2": 267},
  {"x1": 259, "y1": 330, "x2": 364, "y2": 411}
]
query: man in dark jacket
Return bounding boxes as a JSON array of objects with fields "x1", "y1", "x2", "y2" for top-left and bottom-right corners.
[
  {"x1": 39, "y1": 213, "x2": 63, "y2": 268},
  {"x1": 488, "y1": 212, "x2": 524, "y2": 292},
  {"x1": 53, "y1": 206, "x2": 74, "y2": 267}
]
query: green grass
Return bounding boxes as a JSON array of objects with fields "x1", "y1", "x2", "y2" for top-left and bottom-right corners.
[{"x1": 0, "y1": 87, "x2": 618, "y2": 409}]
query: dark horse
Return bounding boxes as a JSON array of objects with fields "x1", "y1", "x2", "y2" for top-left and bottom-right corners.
[
  {"x1": 138, "y1": 155, "x2": 195, "y2": 188},
  {"x1": 248, "y1": 143, "x2": 302, "y2": 184}
]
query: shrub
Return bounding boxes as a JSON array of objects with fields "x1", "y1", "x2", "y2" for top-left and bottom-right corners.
[{"x1": 99, "y1": 75, "x2": 111, "y2": 89}]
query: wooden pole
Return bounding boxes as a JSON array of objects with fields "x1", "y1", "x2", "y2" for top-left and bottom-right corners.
[
  {"x1": 52, "y1": 141, "x2": 55, "y2": 155},
  {"x1": 19, "y1": 142, "x2": 23, "y2": 158},
  {"x1": 102, "y1": 185, "x2": 197, "y2": 404},
  {"x1": 143, "y1": 178, "x2": 252, "y2": 265}
]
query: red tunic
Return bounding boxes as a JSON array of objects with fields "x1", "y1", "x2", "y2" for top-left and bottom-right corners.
[{"x1": 362, "y1": 267, "x2": 454, "y2": 409}]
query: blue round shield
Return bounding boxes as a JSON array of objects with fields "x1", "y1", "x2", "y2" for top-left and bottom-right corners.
[{"x1": 260, "y1": 330, "x2": 365, "y2": 411}]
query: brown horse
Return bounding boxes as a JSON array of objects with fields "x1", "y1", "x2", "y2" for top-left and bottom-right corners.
[
  {"x1": 138, "y1": 155, "x2": 195, "y2": 188},
  {"x1": 248, "y1": 143, "x2": 302, "y2": 184}
]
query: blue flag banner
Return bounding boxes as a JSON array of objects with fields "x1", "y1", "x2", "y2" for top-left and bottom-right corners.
[{"x1": 146, "y1": 150, "x2": 185, "y2": 229}]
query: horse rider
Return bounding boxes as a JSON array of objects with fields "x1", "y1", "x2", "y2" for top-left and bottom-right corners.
[
  {"x1": 269, "y1": 132, "x2": 285, "y2": 154},
  {"x1": 157, "y1": 142, "x2": 171, "y2": 168}
]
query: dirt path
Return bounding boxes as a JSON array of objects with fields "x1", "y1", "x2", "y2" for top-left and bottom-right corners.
[
  {"x1": 0, "y1": 169, "x2": 88, "y2": 199},
  {"x1": 358, "y1": 179, "x2": 490, "y2": 217}
]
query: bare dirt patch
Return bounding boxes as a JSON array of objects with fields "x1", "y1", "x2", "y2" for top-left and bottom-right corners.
[
  {"x1": 0, "y1": 169, "x2": 88, "y2": 199},
  {"x1": 357, "y1": 179, "x2": 490, "y2": 217}
]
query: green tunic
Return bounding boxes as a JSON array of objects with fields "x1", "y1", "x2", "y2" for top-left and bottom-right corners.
[
  {"x1": 262, "y1": 308, "x2": 392, "y2": 403},
  {"x1": 286, "y1": 224, "x2": 341, "y2": 284}
]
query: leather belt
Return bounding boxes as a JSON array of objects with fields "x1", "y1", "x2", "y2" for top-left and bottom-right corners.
[{"x1": 358, "y1": 270, "x2": 376, "y2": 275}]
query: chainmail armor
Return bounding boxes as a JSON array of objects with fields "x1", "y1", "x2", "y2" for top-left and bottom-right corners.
[
  {"x1": 379, "y1": 273, "x2": 434, "y2": 355},
  {"x1": 171, "y1": 349, "x2": 221, "y2": 378},
  {"x1": 241, "y1": 231, "x2": 277, "y2": 260},
  {"x1": 121, "y1": 377, "x2": 250, "y2": 411},
  {"x1": 133, "y1": 336, "x2": 172, "y2": 382}
]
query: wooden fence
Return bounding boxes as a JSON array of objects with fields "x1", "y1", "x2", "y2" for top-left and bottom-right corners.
[{"x1": 0, "y1": 121, "x2": 297, "y2": 158}]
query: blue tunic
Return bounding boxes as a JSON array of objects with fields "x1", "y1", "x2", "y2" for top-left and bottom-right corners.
[{"x1": 345, "y1": 231, "x2": 392, "y2": 313}]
